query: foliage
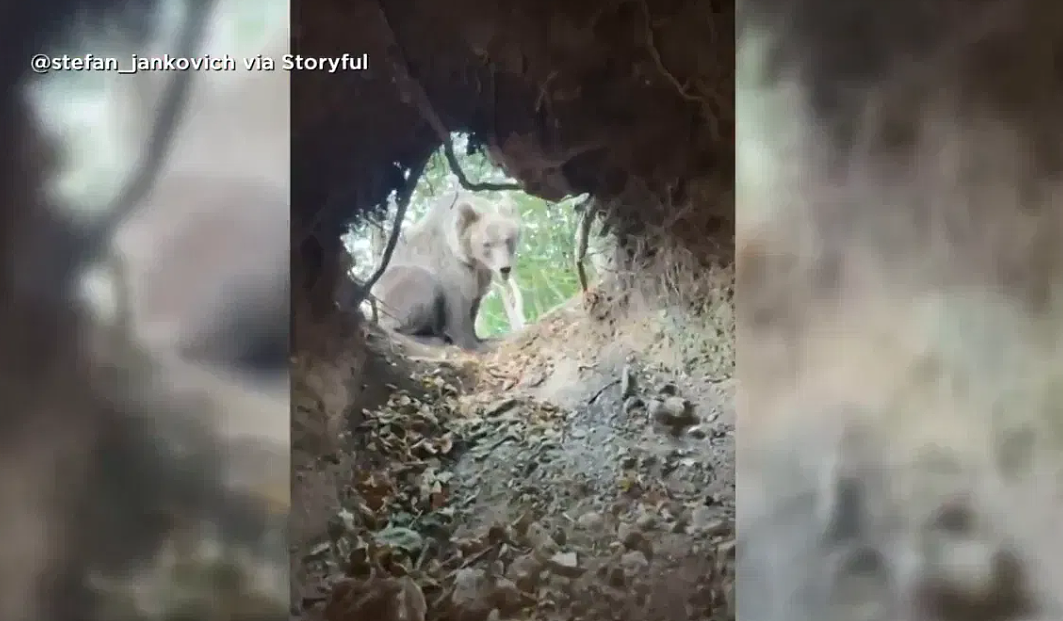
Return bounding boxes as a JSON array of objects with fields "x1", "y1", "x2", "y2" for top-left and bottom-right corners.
[{"x1": 345, "y1": 134, "x2": 584, "y2": 336}]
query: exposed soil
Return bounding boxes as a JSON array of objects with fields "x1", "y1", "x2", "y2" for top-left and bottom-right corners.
[{"x1": 290, "y1": 266, "x2": 735, "y2": 621}]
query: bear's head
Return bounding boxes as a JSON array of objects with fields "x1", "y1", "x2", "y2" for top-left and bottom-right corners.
[{"x1": 453, "y1": 197, "x2": 522, "y2": 280}]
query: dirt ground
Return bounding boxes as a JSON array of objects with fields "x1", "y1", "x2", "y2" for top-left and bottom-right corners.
[{"x1": 290, "y1": 264, "x2": 735, "y2": 621}]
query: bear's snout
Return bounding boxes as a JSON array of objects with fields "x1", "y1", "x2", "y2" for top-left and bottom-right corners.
[{"x1": 499, "y1": 266, "x2": 511, "y2": 278}]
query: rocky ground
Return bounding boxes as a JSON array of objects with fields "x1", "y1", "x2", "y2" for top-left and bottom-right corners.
[{"x1": 291, "y1": 273, "x2": 735, "y2": 621}]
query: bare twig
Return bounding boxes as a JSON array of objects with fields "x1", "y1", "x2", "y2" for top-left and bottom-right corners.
[
  {"x1": 636, "y1": 0, "x2": 720, "y2": 139},
  {"x1": 360, "y1": 156, "x2": 430, "y2": 297},
  {"x1": 365, "y1": 291, "x2": 401, "y2": 324},
  {"x1": 588, "y1": 379, "x2": 620, "y2": 403},
  {"x1": 373, "y1": 0, "x2": 522, "y2": 192},
  {"x1": 367, "y1": 217, "x2": 390, "y2": 257},
  {"x1": 534, "y1": 71, "x2": 558, "y2": 113},
  {"x1": 574, "y1": 197, "x2": 597, "y2": 292},
  {"x1": 637, "y1": 0, "x2": 708, "y2": 107},
  {"x1": 85, "y1": 0, "x2": 217, "y2": 264}
]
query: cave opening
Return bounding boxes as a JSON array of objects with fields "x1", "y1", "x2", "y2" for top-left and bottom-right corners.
[{"x1": 290, "y1": 0, "x2": 735, "y2": 618}]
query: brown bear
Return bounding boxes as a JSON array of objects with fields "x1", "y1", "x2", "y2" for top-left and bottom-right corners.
[
  {"x1": 372, "y1": 192, "x2": 522, "y2": 351},
  {"x1": 371, "y1": 263, "x2": 449, "y2": 343}
]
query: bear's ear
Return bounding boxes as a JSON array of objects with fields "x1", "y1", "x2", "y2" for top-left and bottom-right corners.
[{"x1": 453, "y1": 200, "x2": 481, "y2": 232}]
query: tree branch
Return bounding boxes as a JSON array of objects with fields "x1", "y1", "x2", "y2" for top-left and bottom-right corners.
[
  {"x1": 574, "y1": 197, "x2": 596, "y2": 292},
  {"x1": 373, "y1": 0, "x2": 522, "y2": 192},
  {"x1": 86, "y1": 0, "x2": 217, "y2": 263},
  {"x1": 359, "y1": 155, "x2": 430, "y2": 297}
]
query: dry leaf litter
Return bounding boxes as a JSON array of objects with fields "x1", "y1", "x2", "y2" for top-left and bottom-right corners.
[{"x1": 296, "y1": 294, "x2": 735, "y2": 621}]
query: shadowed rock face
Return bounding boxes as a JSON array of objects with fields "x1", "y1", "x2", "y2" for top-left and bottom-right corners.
[
  {"x1": 738, "y1": 1, "x2": 1063, "y2": 620},
  {"x1": 0, "y1": 1, "x2": 290, "y2": 619}
]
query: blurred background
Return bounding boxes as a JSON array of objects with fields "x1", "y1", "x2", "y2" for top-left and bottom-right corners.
[{"x1": 20, "y1": 0, "x2": 293, "y2": 617}]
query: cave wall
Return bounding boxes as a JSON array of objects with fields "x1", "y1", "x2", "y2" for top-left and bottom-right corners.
[{"x1": 291, "y1": 0, "x2": 733, "y2": 307}]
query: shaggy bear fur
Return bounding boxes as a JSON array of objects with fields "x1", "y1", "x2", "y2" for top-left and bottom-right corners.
[{"x1": 374, "y1": 192, "x2": 522, "y2": 351}]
